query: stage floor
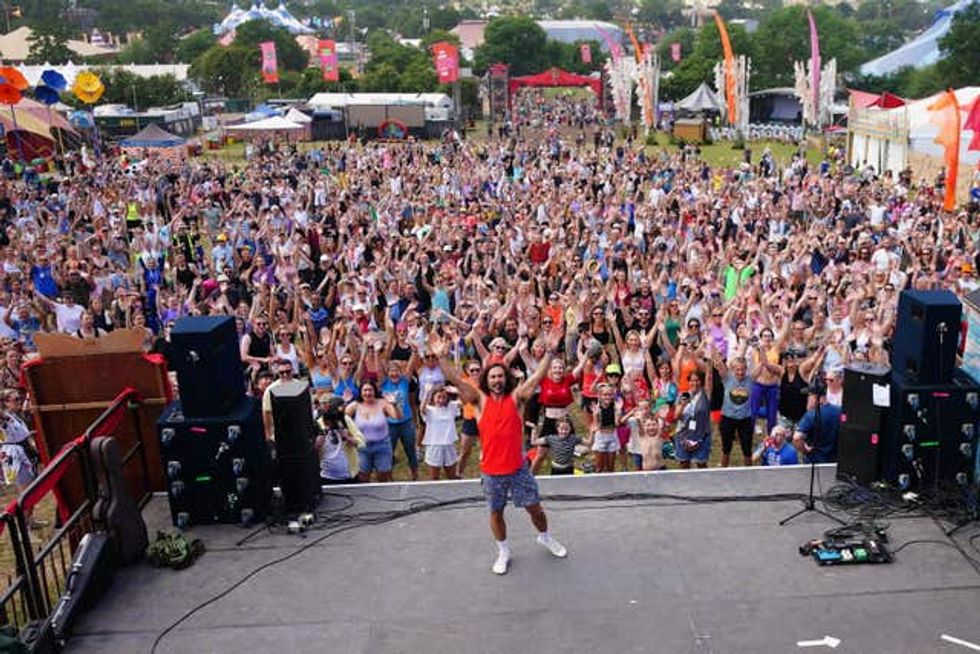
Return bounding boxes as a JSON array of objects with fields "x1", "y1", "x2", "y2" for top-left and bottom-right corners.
[{"x1": 66, "y1": 465, "x2": 980, "y2": 654}]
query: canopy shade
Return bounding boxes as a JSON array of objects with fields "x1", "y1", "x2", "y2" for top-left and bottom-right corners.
[
  {"x1": 677, "y1": 82, "x2": 723, "y2": 113},
  {"x1": 227, "y1": 116, "x2": 305, "y2": 132},
  {"x1": 120, "y1": 123, "x2": 186, "y2": 148}
]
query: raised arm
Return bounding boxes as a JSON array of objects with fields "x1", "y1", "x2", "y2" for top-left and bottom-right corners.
[{"x1": 430, "y1": 333, "x2": 480, "y2": 406}]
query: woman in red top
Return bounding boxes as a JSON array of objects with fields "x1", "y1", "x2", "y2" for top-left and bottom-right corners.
[{"x1": 529, "y1": 356, "x2": 587, "y2": 474}]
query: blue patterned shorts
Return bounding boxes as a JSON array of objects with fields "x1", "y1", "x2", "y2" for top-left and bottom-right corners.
[{"x1": 481, "y1": 463, "x2": 541, "y2": 512}]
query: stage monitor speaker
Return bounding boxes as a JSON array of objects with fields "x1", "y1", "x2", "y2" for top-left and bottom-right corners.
[
  {"x1": 270, "y1": 380, "x2": 320, "y2": 512},
  {"x1": 170, "y1": 316, "x2": 244, "y2": 418},
  {"x1": 842, "y1": 363, "x2": 891, "y2": 432},
  {"x1": 157, "y1": 397, "x2": 272, "y2": 527},
  {"x1": 837, "y1": 423, "x2": 881, "y2": 486},
  {"x1": 891, "y1": 290, "x2": 961, "y2": 385},
  {"x1": 881, "y1": 370, "x2": 980, "y2": 490}
]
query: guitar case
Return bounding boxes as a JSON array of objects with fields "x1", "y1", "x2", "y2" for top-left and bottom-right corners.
[
  {"x1": 48, "y1": 532, "x2": 114, "y2": 646},
  {"x1": 90, "y1": 437, "x2": 148, "y2": 565}
]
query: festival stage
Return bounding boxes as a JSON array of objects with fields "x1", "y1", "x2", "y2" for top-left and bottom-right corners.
[{"x1": 65, "y1": 466, "x2": 980, "y2": 654}]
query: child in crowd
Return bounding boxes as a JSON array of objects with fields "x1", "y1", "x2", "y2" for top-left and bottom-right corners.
[
  {"x1": 418, "y1": 384, "x2": 461, "y2": 480},
  {"x1": 531, "y1": 417, "x2": 584, "y2": 476}
]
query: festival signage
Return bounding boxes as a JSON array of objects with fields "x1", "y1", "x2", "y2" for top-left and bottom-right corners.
[
  {"x1": 580, "y1": 43, "x2": 592, "y2": 64},
  {"x1": 319, "y1": 39, "x2": 339, "y2": 82},
  {"x1": 260, "y1": 41, "x2": 279, "y2": 84},
  {"x1": 432, "y1": 42, "x2": 459, "y2": 84}
]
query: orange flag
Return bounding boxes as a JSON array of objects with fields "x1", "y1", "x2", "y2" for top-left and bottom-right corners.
[
  {"x1": 927, "y1": 89, "x2": 960, "y2": 212},
  {"x1": 712, "y1": 10, "x2": 737, "y2": 126},
  {"x1": 626, "y1": 23, "x2": 642, "y2": 64}
]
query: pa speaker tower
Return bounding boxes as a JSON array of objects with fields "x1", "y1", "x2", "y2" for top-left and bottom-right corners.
[
  {"x1": 891, "y1": 290, "x2": 961, "y2": 385},
  {"x1": 271, "y1": 380, "x2": 321, "y2": 513},
  {"x1": 170, "y1": 316, "x2": 245, "y2": 418}
]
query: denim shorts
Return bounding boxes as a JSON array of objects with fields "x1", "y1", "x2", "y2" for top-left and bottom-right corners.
[
  {"x1": 481, "y1": 464, "x2": 541, "y2": 512},
  {"x1": 674, "y1": 434, "x2": 711, "y2": 463},
  {"x1": 358, "y1": 438, "x2": 393, "y2": 474},
  {"x1": 424, "y1": 444, "x2": 458, "y2": 468}
]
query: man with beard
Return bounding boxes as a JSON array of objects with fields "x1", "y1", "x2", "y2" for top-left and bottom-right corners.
[{"x1": 430, "y1": 329, "x2": 567, "y2": 575}]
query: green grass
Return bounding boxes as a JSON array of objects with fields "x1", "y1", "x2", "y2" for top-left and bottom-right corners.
[{"x1": 643, "y1": 131, "x2": 823, "y2": 170}]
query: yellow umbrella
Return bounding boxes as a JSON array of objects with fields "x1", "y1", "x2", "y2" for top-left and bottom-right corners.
[{"x1": 72, "y1": 71, "x2": 105, "y2": 104}]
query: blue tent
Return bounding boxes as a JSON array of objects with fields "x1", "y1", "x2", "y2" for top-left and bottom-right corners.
[{"x1": 120, "y1": 123, "x2": 186, "y2": 148}]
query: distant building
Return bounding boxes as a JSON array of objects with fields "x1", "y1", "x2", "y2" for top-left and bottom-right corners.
[
  {"x1": 0, "y1": 26, "x2": 119, "y2": 63},
  {"x1": 452, "y1": 19, "x2": 623, "y2": 51}
]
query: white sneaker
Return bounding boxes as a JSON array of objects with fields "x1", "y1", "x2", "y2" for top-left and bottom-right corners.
[
  {"x1": 537, "y1": 534, "x2": 567, "y2": 558},
  {"x1": 492, "y1": 551, "x2": 510, "y2": 575}
]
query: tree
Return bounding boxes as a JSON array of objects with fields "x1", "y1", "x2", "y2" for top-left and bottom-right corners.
[
  {"x1": 234, "y1": 21, "x2": 308, "y2": 72},
  {"x1": 93, "y1": 69, "x2": 190, "y2": 108},
  {"x1": 656, "y1": 27, "x2": 695, "y2": 72},
  {"x1": 116, "y1": 22, "x2": 178, "y2": 64},
  {"x1": 473, "y1": 16, "x2": 549, "y2": 76},
  {"x1": 659, "y1": 21, "x2": 754, "y2": 101},
  {"x1": 938, "y1": 2, "x2": 980, "y2": 89},
  {"x1": 751, "y1": 6, "x2": 864, "y2": 88},
  {"x1": 189, "y1": 45, "x2": 258, "y2": 98},
  {"x1": 175, "y1": 29, "x2": 217, "y2": 64},
  {"x1": 359, "y1": 63, "x2": 401, "y2": 92},
  {"x1": 26, "y1": 20, "x2": 73, "y2": 65},
  {"x1": 635, "y1": 0, "x2": 684, "y2": 31}
]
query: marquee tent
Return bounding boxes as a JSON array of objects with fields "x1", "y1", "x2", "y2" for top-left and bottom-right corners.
[
  {"x1": 227, "y1": 115, "x2": 307, "y2": 140},
  {"x1": 677, "y1": 82, "x2": 723, "y2": 113},
  {"x1": 508, "y1": 68, "x2": 602, "y2": 107},
  {"x1": 120, "y1": 123, "x2": 186, "y2": 148}
]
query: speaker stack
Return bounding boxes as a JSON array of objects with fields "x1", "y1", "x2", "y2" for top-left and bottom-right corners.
[
  {"x1": 157, "y1": 316, "x2": 272, "y2": 527},
  {"x1": 839, "y1": 362, "x2": 890, "y2": 486},
  {"x1": 270, "y1": 380, "x2": 321, "y2": 513},
  {"x1": 874, "y1": 291, "x2": 980, "y2": 492}
]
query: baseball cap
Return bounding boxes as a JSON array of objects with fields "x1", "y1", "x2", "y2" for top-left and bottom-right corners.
[{"x1": 605, "y1": 363, "x2": 623, "y2": 376}]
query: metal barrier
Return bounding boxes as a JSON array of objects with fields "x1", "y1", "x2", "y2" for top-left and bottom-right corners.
[{"x1": 0, "y1": 387, "x2": 149, "y2": 628}]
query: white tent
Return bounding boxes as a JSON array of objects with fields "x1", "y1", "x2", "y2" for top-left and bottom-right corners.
[
  {"x1": 285, "y1": 107, "x2": 312, "y2": 124},
  {"x1": 859, "y1": 0, "x2": 976, "y2": 77},
  {"x1": 677, "y1": 82, "x2": 722, "y2": 113},
  {"x1": 228, "y1": 116, "x2": 304, "y2": 131}
]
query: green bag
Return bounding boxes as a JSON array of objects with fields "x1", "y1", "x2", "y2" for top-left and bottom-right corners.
[{"x1": 146, "y1": 531, "x2": 205, "y2": 570}]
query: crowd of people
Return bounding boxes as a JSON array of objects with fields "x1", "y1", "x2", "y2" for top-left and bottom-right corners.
[{"x1": 1, "y1": 110, "x2": 979, "y2": 492}]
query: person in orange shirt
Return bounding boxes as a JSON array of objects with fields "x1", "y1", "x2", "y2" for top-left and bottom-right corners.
[{"x1": 455, "y1": 360, "x2": 483, "y2": 478}]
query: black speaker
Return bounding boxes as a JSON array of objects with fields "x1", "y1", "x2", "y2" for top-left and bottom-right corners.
[
  {"x1": 881, "y1": 370, "x2": 980, "y2": 490},
  {"x1": 842, "y1": 363, "x2": 891, "y2": 432},
  {"x1": 891, "y1": 290, "x2": 961, "y2": 385},
  {"x1": 157, "y1": 397, "x2": 272, "y2": 527},
  {"x1": 170, "y1": 316, "x2": 245, "y2": 418},
  {"x1": 270, "y1": 380, "x2": 320, "y2": 512},
  {"x1": 837, "y1": 423, "x2": 882, "y2": 486}
]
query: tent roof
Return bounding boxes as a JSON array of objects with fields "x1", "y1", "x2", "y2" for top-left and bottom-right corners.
[
  {"x1": 859, "y1": 0, "x2": 976, "y2": 77},
  {"x1": 285, "y1": 107, "x2": 311, "y2": 123},
  {"x1": 120, "y1": 123, "x2": 186, "y2": 148},
  {"x1": 508, "y1": 68, "x2": 602, "y2": 100},
  {"x1": 227, "y1": 115, "x2": 304, "y2": 131},
  {"x1": 677, "y1": 82, "x2": 722, "y2": 112},
  {"x1": 848, "y1": 89, "x2": 907, "y2": 109}
]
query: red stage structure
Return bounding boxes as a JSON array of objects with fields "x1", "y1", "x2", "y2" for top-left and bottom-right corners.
[{"x1": 508, "y1": 67, "x2": 603, "y2": 109}]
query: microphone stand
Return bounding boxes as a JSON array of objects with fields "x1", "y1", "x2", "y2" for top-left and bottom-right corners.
[{"x1": 779, "y1": 401, "x2": 845, "y2": 526}]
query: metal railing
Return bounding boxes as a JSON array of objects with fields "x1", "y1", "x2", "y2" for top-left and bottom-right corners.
[{"x1": 0, "y1": 387, "x2": 150, "y2": 628}]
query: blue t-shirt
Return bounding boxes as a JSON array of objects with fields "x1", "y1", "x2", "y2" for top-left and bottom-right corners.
[
  {"x1": 721, "y1": 373, "x2": 752, "y2": 420},
  {"x1": 762, "y1": 442, "x2": 799, "y2": 466},
  {"x1": 380, "y1": 377, "x2": 413, "y2": 425},
  {"x1": 796, "y1": 403, "x2": 841, "y2": 463}
]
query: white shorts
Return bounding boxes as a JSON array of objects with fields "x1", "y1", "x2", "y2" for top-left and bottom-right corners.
[
  {"x1": 591, "y1": 432, "x2": 620, "y2": 453},
  {"x1": 424, "y1": 444, "x2": 458, "y2": 468}
]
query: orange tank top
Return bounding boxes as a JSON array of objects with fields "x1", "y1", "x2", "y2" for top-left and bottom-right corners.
[
  {"x1": 477, "y1": 394, "x2": 525, "y2": 475},
  {"x1": 677, "y1": 357, "x2": 698, "y2": 394}
]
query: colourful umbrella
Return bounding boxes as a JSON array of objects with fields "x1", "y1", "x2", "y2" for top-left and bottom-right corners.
[
  {"x1": 34, "y1": 85, "x2": 60, "y2": 105},
  {"x1": 0, "y1": 83, "x2": 22, "y2": 105},
  {"x1": 72, "y1": 71, "x2": 104, "y2": 104},
  {"x1": 40, "y1": 69, "x2": 67, "y2": 92},
  {"x1": 0, "y1": 67, "x2": 29, "y2": 91},
  {"x1": 68, "y1": 110, "x2": 94, "y2": 129}
]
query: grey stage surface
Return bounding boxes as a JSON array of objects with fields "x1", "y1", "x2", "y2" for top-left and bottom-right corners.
[{"x1": 66, "y1": 465, "x2": 980, "y2": 654}]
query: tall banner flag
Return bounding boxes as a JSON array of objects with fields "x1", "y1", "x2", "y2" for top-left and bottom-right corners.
[
  {"x1": 580, "y1": 43, "x2": 592, "y2": 64},
  {"x1": 626, "y1": 23, "x2": 642, "y2": 63},
  {"x1": 260, "y1": 41, "x2": 279, "y2": 84},
  {"x1": 593, "y1": 22, "x2": 622, "y2": 62},
  {"x1": 712, "y1": 10, "x2": 737, "y2": 126},
  {"x1": 671, "y1": 42, "x2": 682, "y2": 63},
  {"x1": 807, "y1": 10, "x2": 821, "y2": 125},
  {"x1": 927, "y1": 89, "x2": 961, "y2": 212},
  {"x1": 319, "y1": 39, "x2": 339, "y2": 82},
  {"x1": 963, "y1": 96, "x2": 980, "y2": 152},
  {"x1": 432, "y1": 42, "x2": 459, "y2": 84}
]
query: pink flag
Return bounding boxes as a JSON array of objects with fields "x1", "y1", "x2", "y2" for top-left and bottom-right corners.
[
  {"x1": 580, "y1": 43, "x2": 592, "y2": 64},
  {"x1": 807, "y1": 10, "x2": 821, "y2": 121},
  {"x1": 963, "y1": 96, "x2": 980, "y2": 152},
  {"x1": 260, "y1": 41, "x2": 278, "y2": 84},
  {"x1": 432, "y1": 42, "x2": 459, "y2": 84},
  {"x1": 319, "y1": 39, "x2": 339, "y2": 82},
  {"x1": 670, "y1": 42, "x2": 681, "y2": 63},
  {"x1": 593, "y1": 23, "x2": 622, "y2": 62}
]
